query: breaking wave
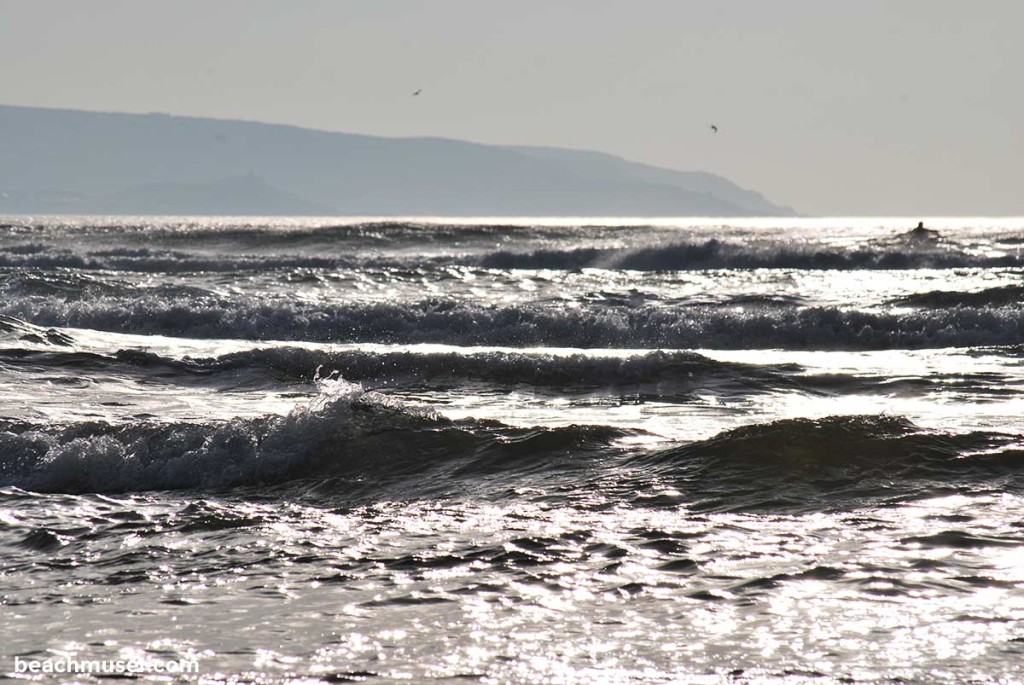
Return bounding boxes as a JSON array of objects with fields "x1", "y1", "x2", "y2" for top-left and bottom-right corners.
[
  {"x1": 3, "y1": 297, "x2": 1023, "y2": 349},
  {"x1": 3, "y1": 402, "x2": 1022, "y2": 506},
  {"x1": 480, "y1": 239, "x2": 1024, "y2": 271},
  {"x1": 0, "y1": 380, "x2": 628, "y2": 494}
]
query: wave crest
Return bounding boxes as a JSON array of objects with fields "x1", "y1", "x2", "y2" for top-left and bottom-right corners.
[
  {"x1": 0, "y1": 380, "x2": 628, "y2": 494},
  {"x1": 480, "y1": 239, "x2": 1024, "y2": 271},
  {"x1": 4, "y1": 297, "x2": 1023, "y2": 349},
  {"x1": 629, "y1": 415, "x2": 1024, "y2": 511}
]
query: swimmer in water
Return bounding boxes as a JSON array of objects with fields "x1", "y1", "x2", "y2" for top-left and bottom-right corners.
[{"x1": 906, "y1": 221, "x2": 940, "y2": 240}]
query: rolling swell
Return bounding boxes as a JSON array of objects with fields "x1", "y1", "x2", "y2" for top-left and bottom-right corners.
[
  {"x1": 480, "y1": 239, "x2": 1024, "y2": 271},
  {"x1": 0, "y1": 246, "x2": 362, "y2": 273},
  {"x1": 0, "y1": 268, "x2": 220, "y2": 302},
  {"x1": 187, "y1": 347, "x2": 799, "y2": 393},
  {"x1": 5, "y1": 344, "x2": 1010, "y2": 400},
  {"x1": 0, "y1": 344, "x2": 793, "y2": 393},
  {"x1": 0, "y1": 219, "x2": 567, "y2": 244},
  {"x1": 5, "y1": 400, "x2": 1021, "y2": 508},
  {"x1": 4, "y1": 230, "x2": 1024, "y2": 274},
  {"x1": 4, "y1": 296, "x2": 1024, "y2": 349},
  {"x1": 890, "y1": 284, "x2": 1024, "y2": 308},
  {"x1": 630, "y1": 415, "x2": 1024, "y2": 511},
  {"x1": 0, "y1": 381, "x2": 629, "y2": 494},
  {"x1": 2, "y1": 344, "x2": 1012, "y2": 403}
]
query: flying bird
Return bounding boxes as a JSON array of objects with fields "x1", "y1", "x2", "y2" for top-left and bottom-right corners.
[
  {"x1": 710, "y1": 124, "x2": 718, "y2": 133},
  {"x1": 412, "y1": 89, "x2": 422, "y2": 96}
]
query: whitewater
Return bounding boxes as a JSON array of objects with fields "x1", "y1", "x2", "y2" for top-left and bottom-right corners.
[{"x1": 2, "y1": 215, "x2": 1024, "y2": 683}]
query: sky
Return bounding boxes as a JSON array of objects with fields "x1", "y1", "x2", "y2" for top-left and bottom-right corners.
[{"x1": 1, "y1": 0, "x2": 1021, "y2": 215}]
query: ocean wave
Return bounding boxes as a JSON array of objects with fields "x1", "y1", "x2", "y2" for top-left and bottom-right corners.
[
  {"x1": 629, "y1": 415, "x2": 1024, "y2": 511},
  {"x1": 187, "y1": 347, "x2": 799, "y2": 392},
  {"x1": 4, "y1": 399, "x2": 1022, "y2": 505},
  {"x1": 3, "y1": 344, "x2": 1013, "y2": 401},
  {"x1": 0, "y1": 380, "x2": 629, "y2": 494},
  {"x1": 0, "y1": 313, "x2": 75, "y2": 346},
  {"x1": 0, "y1": 345, "x2": 804, "y2": 400},
  {"x1": 0, "y1": 246, "x2": 361, "y2": 273},
  {"x1": 4, "y1": 296, "x2": 1024, "y2": 350},
  {"x1": 890, "y1": 284, "x2": 1024, "y2": 308},
  {"x1": 0, "y1": 269, "x2": 221, "y2": 303},
  {"x1": 4, "y1": 230, "x2": 1023, "y2": 275},
  {"x1": 1, "y1": 218, "x2": 608, "y2": 244},
  {"x1": 479, "y1": 239, "x2": 1024, "y2": 271}
]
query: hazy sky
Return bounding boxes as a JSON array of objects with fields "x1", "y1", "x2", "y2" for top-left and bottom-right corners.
[{"x1": 1, "y1": 0, "x2": 1021, "y2": 215}]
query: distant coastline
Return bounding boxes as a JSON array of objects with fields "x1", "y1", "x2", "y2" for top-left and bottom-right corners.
[{"x1": 0, "y1": 104, "x2": 796, "y2": 217}]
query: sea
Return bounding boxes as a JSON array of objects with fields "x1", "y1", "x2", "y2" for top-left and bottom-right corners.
[{"x1": 1, "y1": 215, "x2": 1023, "y2": 684}]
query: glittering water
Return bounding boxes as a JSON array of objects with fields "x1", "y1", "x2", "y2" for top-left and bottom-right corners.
[{"x1": 2, "y1": 216, "x2": 1024, "y2": 683}]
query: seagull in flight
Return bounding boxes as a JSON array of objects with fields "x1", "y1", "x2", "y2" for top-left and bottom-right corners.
[{"x1": 710, "y1": 124, "x2": 718, "y2": 133}]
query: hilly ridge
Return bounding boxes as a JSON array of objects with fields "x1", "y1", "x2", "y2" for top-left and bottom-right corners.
[{"x1": 0, "y1": 104, "x2": 795, "y2": 216}]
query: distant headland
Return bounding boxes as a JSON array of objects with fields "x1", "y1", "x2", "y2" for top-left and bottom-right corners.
[{"x1": 0, "y1": 104, "x2": 796, "y2": 217}]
